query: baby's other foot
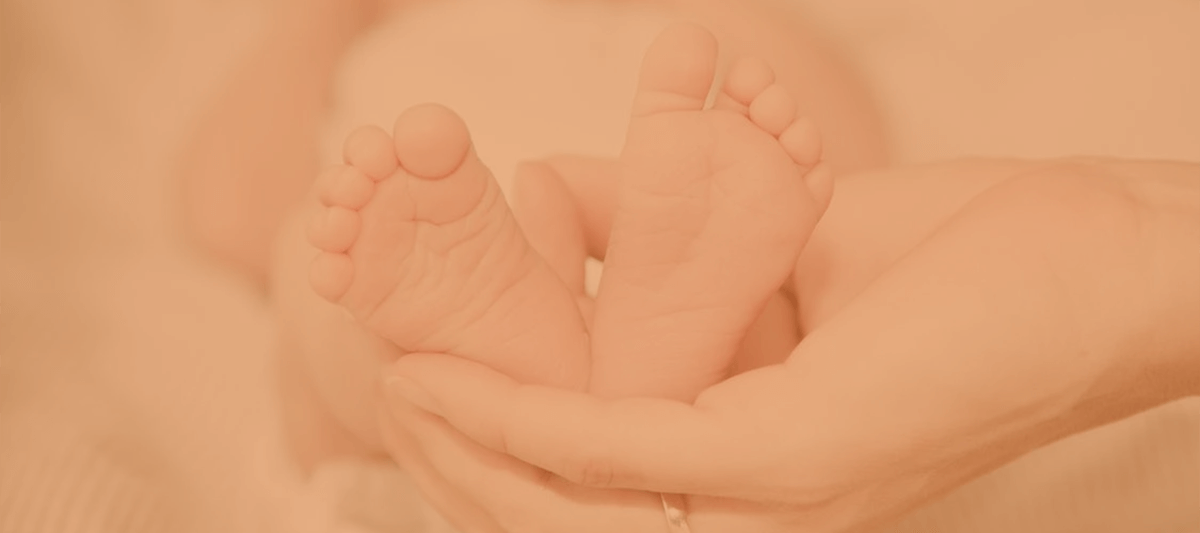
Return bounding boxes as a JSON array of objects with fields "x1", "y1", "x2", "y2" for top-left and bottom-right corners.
[
  {"x1": 306, "y1": 104, "x2": 589, "y2": 389},
  {"x1": 590, "y1": 23, "x2": 834, "y2": 401}
]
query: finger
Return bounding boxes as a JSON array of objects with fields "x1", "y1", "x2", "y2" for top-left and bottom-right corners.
[
  {"x1": 510, "y1": 161, "x2": 589, "y2": 294},
  {"x1": 540, "y1": 154, "x2": 621, "y2": 260},
  {"x1": 393, "y1": 385, "x2": 667, "y2": 533},
  {"x1": 379, "y1": 398, "x2": 508, "y2": 533},
  {"x1": 384, "y1": 353, "x2": 794, "y2": 497},
  {"x1": 399, "y1": 409, "x2": 821, "y2": 533}
]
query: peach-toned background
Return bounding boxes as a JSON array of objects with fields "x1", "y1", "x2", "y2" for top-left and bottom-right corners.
[{"x1": 1, "y1": 0, "x2": 1196, "y2": 532}]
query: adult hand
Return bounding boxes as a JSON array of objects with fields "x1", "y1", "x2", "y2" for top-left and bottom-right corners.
[{"x1": 381, "y1": 157, "x2": 1200, "y2": 532}]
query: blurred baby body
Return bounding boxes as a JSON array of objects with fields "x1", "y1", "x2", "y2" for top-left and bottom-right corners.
[{"x1": 323, "y1": 0, "x2": 883, "y2": 194}]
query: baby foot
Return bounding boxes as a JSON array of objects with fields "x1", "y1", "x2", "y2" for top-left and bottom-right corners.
[
  {"x1": 306, "y1": 104, "x2": 589, "y2": 389},
  {"x1": 589, "y1": 23, "x2": 834, "y2": 401}
]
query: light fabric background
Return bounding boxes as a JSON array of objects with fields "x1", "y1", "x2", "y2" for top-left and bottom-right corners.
[{"x1": 1, "y1": 0, "x2": 1196, "y2": 531}]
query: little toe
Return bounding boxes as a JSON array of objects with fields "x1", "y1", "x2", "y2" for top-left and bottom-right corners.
[
  {"x1": 748, "y1": 84, "x2": 797, "y2": 138},
  {"x1": 714, "y1": 57, "x2": 775, "y2": 113},
  {"x1": 318, "y1": 166, "x2": 375, "y2": 209},
  {"x1": 393, "y1": 103, "x2": 472, "y2": 180},
  {"x1": 306, "y1": 206, "x2": 360, "y2": 253},
  {"x1": 343, "y1": 125, "x2": 399, "y2": 181},
  {"x1": 309, "y1": 252, "x2": 355, "y2": 303},
  {"x1": 630, "y1": 22, "x2": 719, "y2": 118},
  {"x1": 778, "y1": 117, "x2": 823, "y2": 168}
]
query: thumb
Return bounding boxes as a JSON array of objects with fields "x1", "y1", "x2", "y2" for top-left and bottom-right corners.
[{"x1": 383, "y1": 353, "x2": 794, "y2": 498}]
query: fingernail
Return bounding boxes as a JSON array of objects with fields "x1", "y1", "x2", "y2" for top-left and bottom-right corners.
[{"x1": 385, "y1": 376, "x2": 443, "y2": 417}]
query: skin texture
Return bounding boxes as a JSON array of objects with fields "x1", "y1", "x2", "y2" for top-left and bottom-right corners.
[
  {"x1": 308, "y1": 40, "x2": 833, "y2": 399},
  {"x1": 306, "y1": 104, "x2": 594, "y2": 391},
  {"x1": 256, "y1": 0, "x2": 886, "y2": 471},
  {"x1": 589, "y1": 25, "x2": 830, "y2": 402},
  {"x1": 5, "y1": 0, "x2": 1195, "y2": 531},
  {"x1": 381, "y1": 157, "x2": 1200, "y2": 533},
  {"x1": 281, "y1": 21, "x2": 831, "y2": 465},
  {"x1": 180, "y1": 2, "x2": 1190, "y2": 530}
]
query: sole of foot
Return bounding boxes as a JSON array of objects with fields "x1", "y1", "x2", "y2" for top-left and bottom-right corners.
[
  {"x1": 305, "y1": 103, "x2": 589, "y2": 389},
  {"x1": 590, "y1": 22, "x2": 834, "y2": 402}
]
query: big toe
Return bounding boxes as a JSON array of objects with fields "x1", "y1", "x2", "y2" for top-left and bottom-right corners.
[
  {"x1": 393, "y1": 103, "x2": 472, "y2": 180},
  {"x1": 390, "y1": 103, "x2": 496, "y2": 225},
  {"x1": 630, "y1": 22, "x2": 719, "y2": 118}
]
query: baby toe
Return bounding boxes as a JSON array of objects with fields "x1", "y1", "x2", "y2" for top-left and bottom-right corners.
[
  {"x1": 747, "y1": 84, "x2": 797, "y2": 138},
  {"x1": 715, "y1": 56, "x2": 775, "y2": 113},
  {"x1": 309, "y1": 252, "x2": 355, "y2": 303},
  {"x1": 778, "y1": 117, "x2": 822, "y2": 168},
  {"x1": 319, "y1": 166, "x2": 376, "y2": 209},
  {"x1": 343, "y1": 125, "x2": 399, "y2": 181},
  {"x1": 306, "y1": 206, "x2": 361, "y2": 253}
]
